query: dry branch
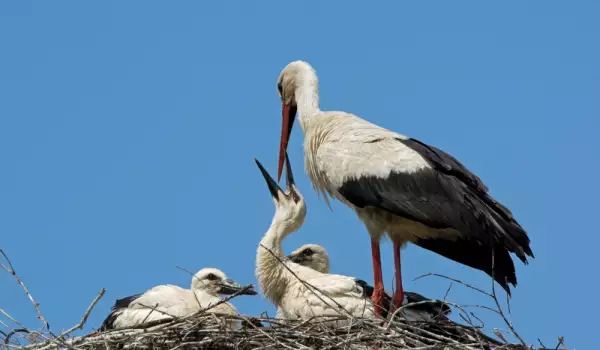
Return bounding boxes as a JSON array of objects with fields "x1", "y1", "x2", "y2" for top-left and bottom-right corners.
[
  {"x1": 0, "y1": 249, "x2": 50, "y2": 333},
  {"x1": 58, "y1": 288, "x2": 106, "y2": 339}
]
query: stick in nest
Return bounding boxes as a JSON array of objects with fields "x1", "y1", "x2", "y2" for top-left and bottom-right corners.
[
  {"x1": 0, "y1": 249, "x2": 50, "y2": 332},
  {"x1": 58, "y1": 288, "x2": 106, "y2": 339},
  {"x1": 414, "y1": 253, "x2": 528, "y2": 347}
]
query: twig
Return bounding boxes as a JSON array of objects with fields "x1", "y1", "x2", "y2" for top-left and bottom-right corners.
[
  {"x1": 0, "y1": 319, "x2": 14, "y2": 333},
  {"x1": 58, "y1": 288, "x2": 105, "y2": 339},
  {"x1": 554, "y1": 336, "x2": 565, "y2": 350},
  {"x1": 495, "y1": 329, "x2": 509, "y2": 343},
  {"x1": 0, "y1": 249, "x2": 50, "y2": 332},
  {"x1": 439, "y1": 282, "x2": 453, "y2": 320},
  {"x1": 442, "y1": 282, "x2": 453, "y2": 301},
  {"x1": 490, "y1": 254, "x2": 526, "y2": 346},
  {"x1": 413, "y1": 273, "x2": 493, "y2": 298},
  {"x1": 0, "y1": 309, "x2": 28, "y2": 330},
  {"x1": 140, "y1": 303, "x2": 160, "y2": 324},
  {"x1": 415, "y1": 269, "x2": 527, "y2": 347},
  {"x1": 236, "y1": 313, "x2": 297, "y2": 350},
  {"x1": 385, "y1": 300, "x2": 450, "y2": 330},
  {"x1": 467, "y1": 311, "x2": 484, "y2": 329},
  {"x1": 3, "y1": 329, "x2": 29, "y2": 345}
]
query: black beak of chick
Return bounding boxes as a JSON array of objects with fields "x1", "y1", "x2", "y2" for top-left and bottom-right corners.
[
  {"x1": 255, "y1": 158, "x2": 284, "y2": 201},
  {"x1": 283, "y1": 152, "x2": 301, "y2": 203},
  {"x1": 218, "y1": 279, "x2": 258, "y2": 296},
  {"x1": 255, "y1": 151, "x2": 297, "y2": 202},
  {"x1": 287, "y1": 254, "x2": 304, "y2": 264}
]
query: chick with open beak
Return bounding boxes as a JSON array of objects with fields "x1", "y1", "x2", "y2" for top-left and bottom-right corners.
[
  {"x1": 255, "y1": 152, "x2": 306, "y2": 234},
  {"x1": 255, "y1": 153, "x2": 379, "y2": 325}
]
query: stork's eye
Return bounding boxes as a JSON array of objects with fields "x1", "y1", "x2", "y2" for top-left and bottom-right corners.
[
  {"x1": 206, "y1": 273, "x2": 218, "y2": 281},
  {"x1": 277, "y1": 81, "x2": 283, "y2": 95},
  {"x1": 303, "y1": 248, "x2": 314, "y2": 256}
]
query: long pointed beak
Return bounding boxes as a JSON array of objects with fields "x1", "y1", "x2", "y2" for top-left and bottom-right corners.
[
  {"x1": 284, "y1": 151, "x2": 295, "y2": 191},
  {"x1": 278, "y1": 103, "x2": 297, "y2": 181},
  {"x1": 218, "y1": 279, "x2": 258, "y2": 296},
  {"x1": 255, "y1": 158, "x2": 284, "y2": 200},
  {"x1": 286, "y1": 254, "x2": 304, "y2": 264}
]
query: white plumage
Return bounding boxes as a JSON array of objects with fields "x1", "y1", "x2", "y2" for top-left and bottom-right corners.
[
  {"x1": 101, "y1": 267, "x2": 256, "y2": 330},
  {"x1": 275, "y1": 60, "x2": 534, "y2": 316},
  {"x1": 286, "y1": 244, "x2": 330, "y2": 274},
  {"x1": 287, "y1": 244, "x2": 452, "y2": 322},
  {"x1": 288, "y1": 244, "x2": 504, "y2": 345},
  {"x1": 254, "y1": 154, "x2": 379, "y2": 325}
]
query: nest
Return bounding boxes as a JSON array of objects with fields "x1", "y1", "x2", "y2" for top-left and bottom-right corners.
[
  {"x1": 1, "y1": 249, "x2": 565, "y2": 350},
  {"x1": 7, "y1": 310, "x2": 537, "y2": 350}
]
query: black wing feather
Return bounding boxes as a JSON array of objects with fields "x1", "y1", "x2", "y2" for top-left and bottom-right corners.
[
  {"x1": 100, "y1": 294, "x2": 141, "y2": 331},
  {"x1": 403, "y1": 138, "x2": 488, "y2": 193},
  {"x1": 112, "y1": 294, "x2": 141, "y2": 310},
  {"x1": 355, "y1": 279, "x2": 392, "y2": 318},
  {"x1": 338, "y1": 137, "x2": 533, "y2": 293},
  {"x1": 355, "y1": 280, "x2": 450, "y2": 321},
  {"x1": 354, "y1": 280, "x2": 499, "y2": 345},
  {"x1": 404, "y1": 138, "x2": 533, "y2": 259},
  {"x1": 404, "y1": 291, "x2": 452, "y2": 318}
]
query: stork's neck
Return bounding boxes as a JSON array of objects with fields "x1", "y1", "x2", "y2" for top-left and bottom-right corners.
[
  {"x1": 295, "y1": 73, "x2": 320, "y2": 132},
  {"x1": 255, "y1": 217, "x2": 290, "y2": 306},
  {"x1": 193, "y1": 289, "x2": 219, "y2": 308},
  {"x1": 257, "y1": 219, "x2": 287, "y2": 272}
]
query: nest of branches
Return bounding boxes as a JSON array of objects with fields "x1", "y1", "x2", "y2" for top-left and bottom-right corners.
[
  {"x1": 8, "y1": 311, "x2": 525, "y2": 350},
  {"x1": 1, "y1": 248, "x2": 565, "y2": 350}
]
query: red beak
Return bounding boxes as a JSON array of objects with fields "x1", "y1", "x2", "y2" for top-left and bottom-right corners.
[{"x1": 278, "y1": 103, "x2": 297, "y2": 181}]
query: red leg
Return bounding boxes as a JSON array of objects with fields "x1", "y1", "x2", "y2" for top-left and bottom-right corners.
[
  {"x1": 391, "y1": 242, "x2": 405, "y2": 311},
  {"x1": 370, "y1": 237, "x2": 385, "y2": 317}
]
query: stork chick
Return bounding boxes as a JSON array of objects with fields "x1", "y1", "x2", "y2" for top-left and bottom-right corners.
[
  {"x1": 287, "y1": 244, "x2": 451, "y2": 322},
  {"x1": 255, "y1": 153, "x2": 380, "y2": 325},
  {"x1": 101, "y1": 268, "x2": 256, "y2": 330},
  {"x1": 287, "y1": 244, "x2": 330, "y2": 273}
]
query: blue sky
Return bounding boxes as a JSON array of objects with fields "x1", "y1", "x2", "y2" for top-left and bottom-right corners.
[{"x1": 0, "y1": 1, "x2": 597, "y2": 348}]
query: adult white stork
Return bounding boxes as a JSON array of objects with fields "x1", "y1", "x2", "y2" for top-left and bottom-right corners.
[
  {"x1": 100, "y1": 268, "x2": 256, "y2": 330},
  {"x1": 275, "y1": 60, "x2": 534, "y2": 316},
  {"x1": 255, "y1": 153, "x2": 380, "y2": 325}
]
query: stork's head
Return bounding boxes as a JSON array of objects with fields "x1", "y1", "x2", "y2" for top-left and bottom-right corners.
[
  {"x1": 255, "y1": 152, "x2": 306, "y2": 234},
  {"x1": 191, "y1": 268, "x2": 257, "y2": 297},
  {"x1": 287, "y1": 244, "x2": 330, "y2": 274},
  {"x1": 276, "y1": 60, "x2": 318, "y2": 181}
]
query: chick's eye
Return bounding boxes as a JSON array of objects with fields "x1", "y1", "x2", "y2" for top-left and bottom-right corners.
[
  {"x1": 304, "y1": 249, "x2": 314, "y2": 256},
  {"x1": 206, "y1": 273, "x2": 218, "y2": 281}
]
